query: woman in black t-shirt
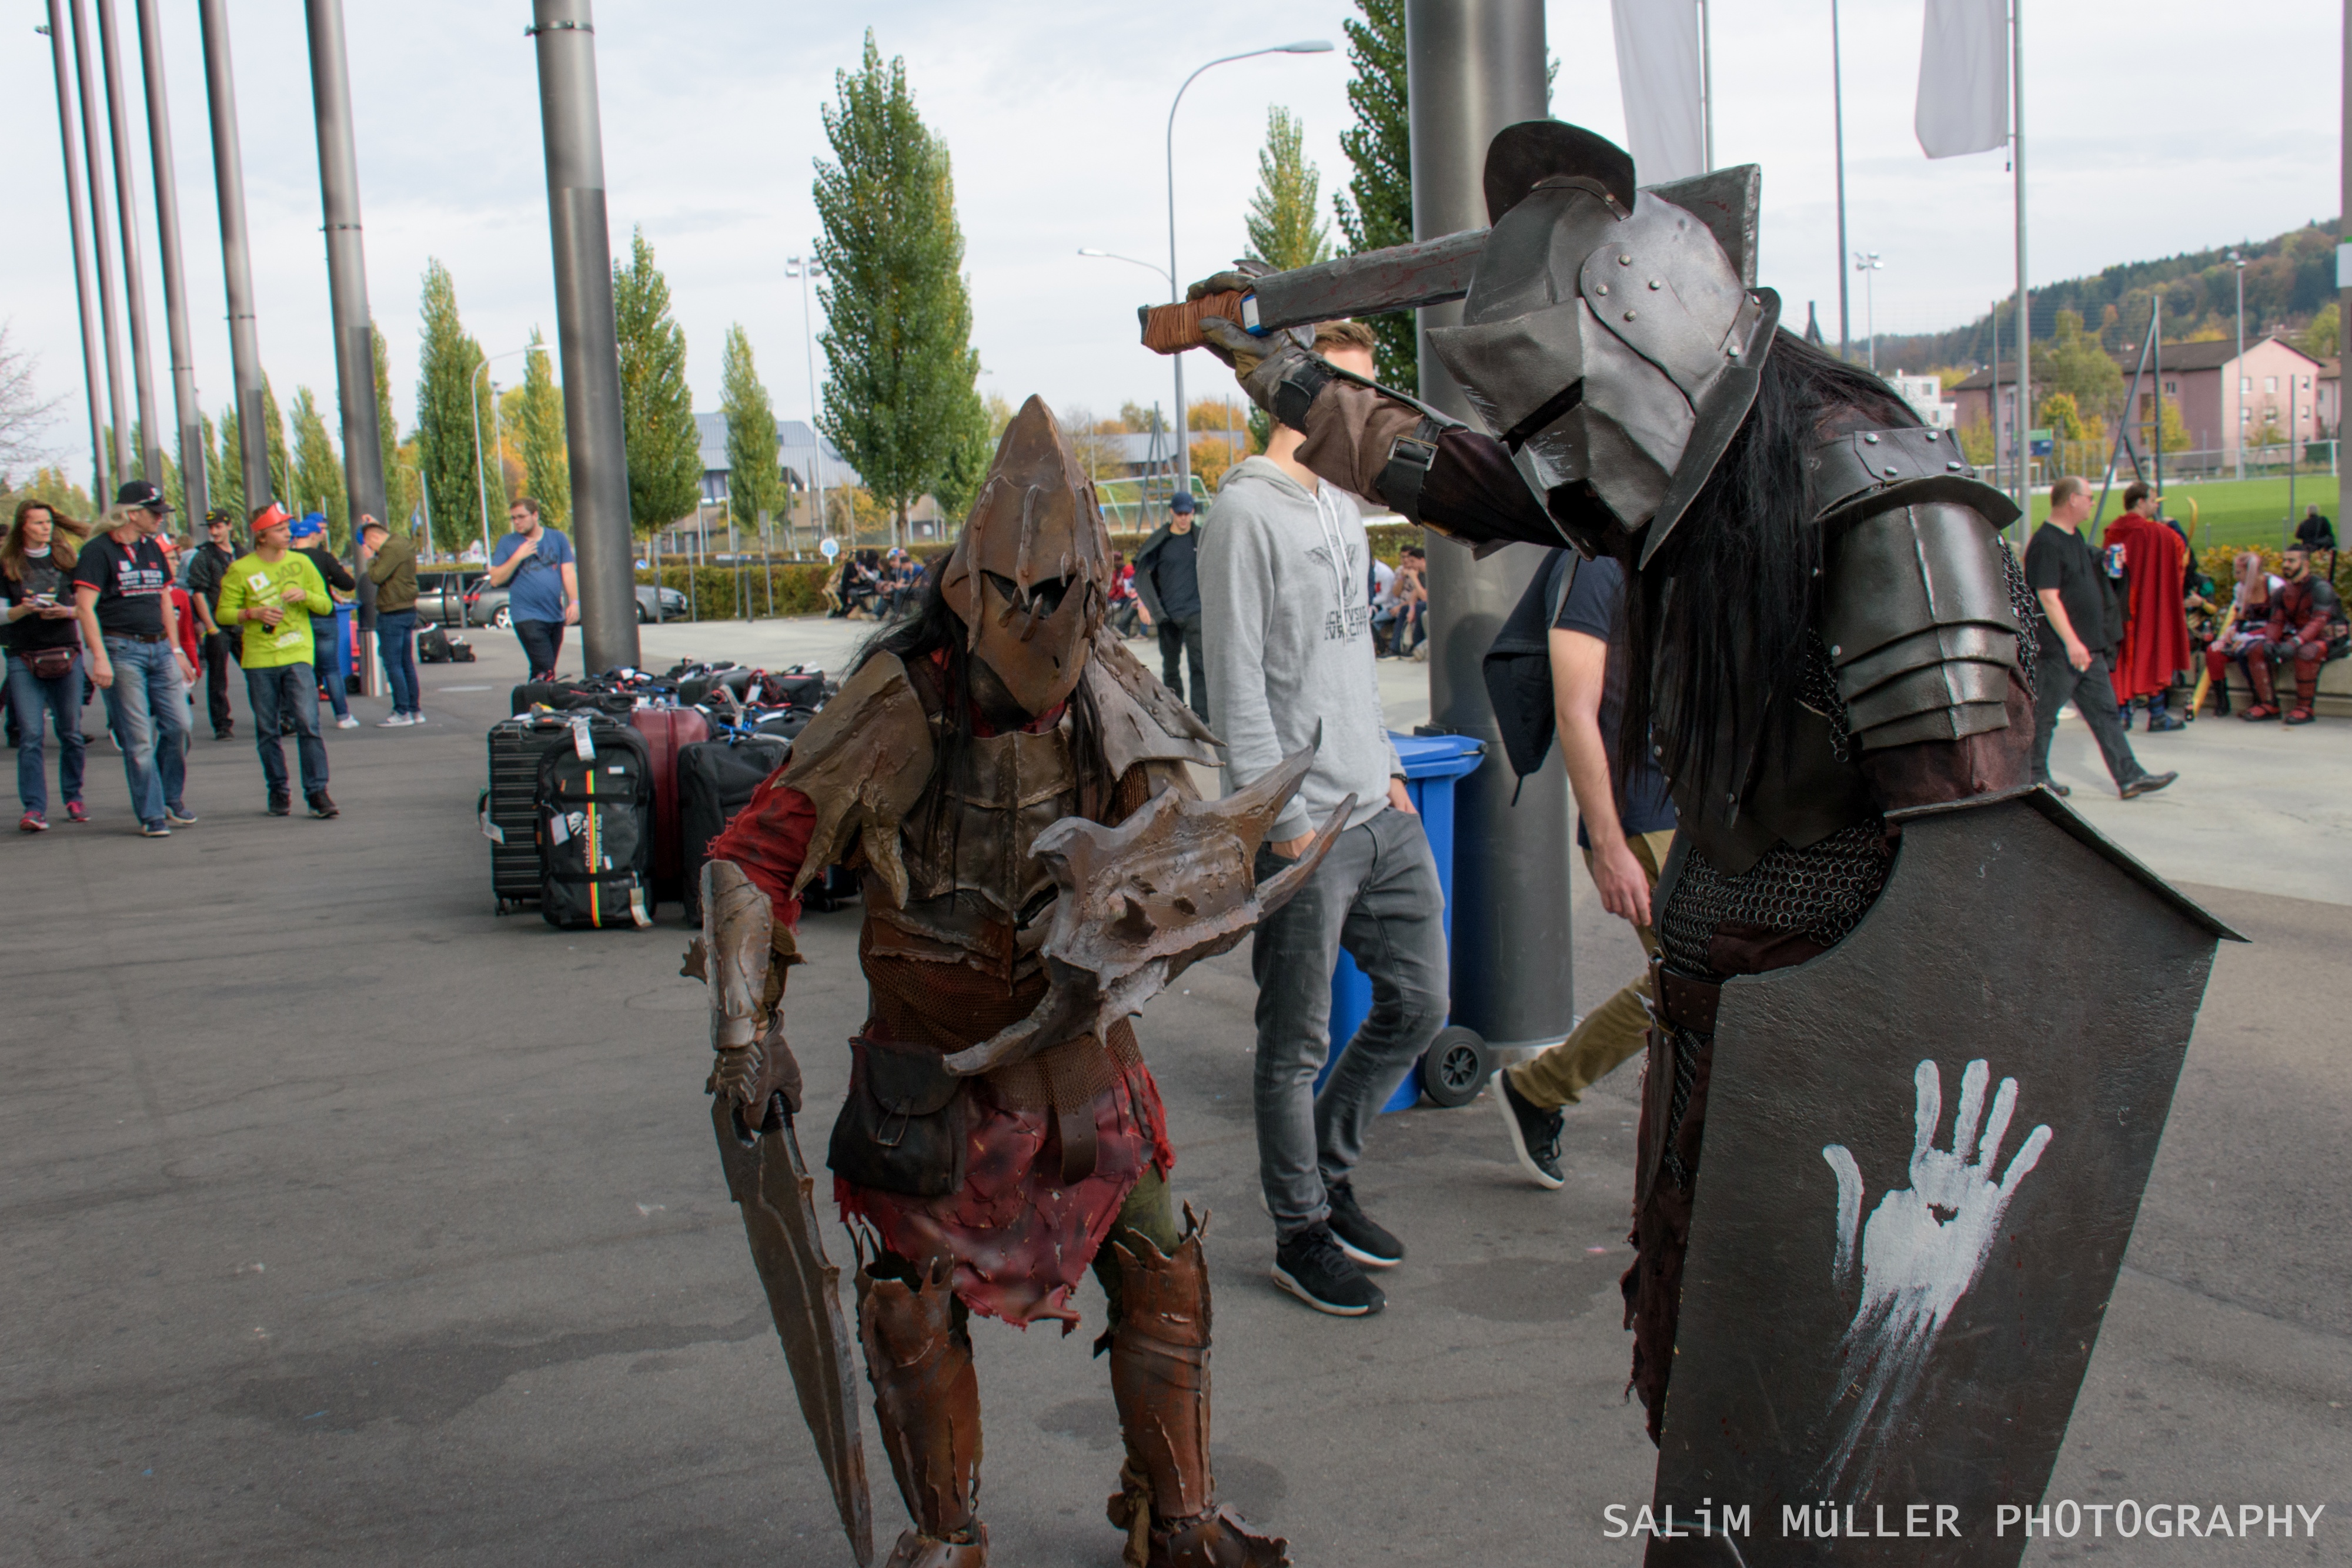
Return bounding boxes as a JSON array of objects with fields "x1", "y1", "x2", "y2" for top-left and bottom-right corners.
[{"x1": 2, "y1": 500, "x2": 91, "y2": 830}]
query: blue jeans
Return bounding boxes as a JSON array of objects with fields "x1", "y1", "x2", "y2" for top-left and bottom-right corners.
[
  {"x1": 513, "y1": 618, "x2": 564, "y2": 680},
  {"x1": 312, "y1": 621, "x2": 350, "y2": 718},
  {"x1": 6, "y1": 648, "x2": 87, "y2": 815},
  {"x1": 244, "y1": 662, "x2": 329, "y2": 800},
  {"x1": 99, "y1": 636, "x2": 191, "y2": 827},
  {"x1": 376, "y1": 609, "x2": 419, "y2": 714}
]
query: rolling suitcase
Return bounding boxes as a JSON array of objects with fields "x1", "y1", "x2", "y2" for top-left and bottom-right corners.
[
  {"x1": 536, "y1": 716, "x2": 656, "y2": 930},
  {"x1": 480, "y1": 711, "x2": 635, "y2": 913},
  {"x1": 678, "y1": 735, "x2": 793, "y2": 927},
  {"x1": 629, "y1": 704, "x2": 712, "y2": 908}
]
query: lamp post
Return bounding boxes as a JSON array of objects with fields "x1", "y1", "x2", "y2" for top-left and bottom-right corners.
[
  {"x1": 470, "y1": 349, "x2": 526, "y2": 566},
  {"x1": 785, "y1": 253, "x2": 828, "y2": 551},
  {"x1": 1165, "y1": 41, "x2": 1333, "y2": 496},
  {"x1": 2230, "y1": 251, "x2": 2246, "y2": 483},
  {"x1": 1853, "y1": 250, "x2": 1882, "y2": 372}
]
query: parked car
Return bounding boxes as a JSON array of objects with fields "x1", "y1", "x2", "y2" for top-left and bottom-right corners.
[
  {"x1": 412, "y1": 570, "x2": 482, "y2": 626},
  {"x1": 460, "y1": 581, "x2": 690, "y2": 628}
]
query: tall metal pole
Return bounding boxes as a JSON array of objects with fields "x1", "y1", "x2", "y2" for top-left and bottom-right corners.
[
  {"x1": 2011, "y1": 0, "x2": 2030, "y2": 511},
  {"x1": 791, "y1": 257, "x2": 830, "y2": 547},
  {"x1": 93, "y1": 0, "x2": 162, "y2": 483},
  {"x1": 529, "y1": 0, "x2": 639, "y2": 672},
  {"x1": 134, "y1": 0, "x2": 205, "y2": 527},
  {"x1": 2232, "y1": 255, "x2": 2246, "y2": 483},
  {"x1": 2341, "y1": 0, "x2": 2351, "y2": 482},
  {"x1": 1832, "y1": 0, "x2": 1850, "y2": 362},
  {"x1": 198, "y1": 0, "x2": 272, "y2": 513},
  {"x1": 305, "y1": 0, "x2": 386, "y2": 693},
  {"x1": 1698, "y1": 0, "x2": 1714, "y2": 171},
  {"x1": 1406, "y1": 0, "x2": 1572, "y2": 1055},
  {"x1": 2152, "y1": 296, "x2": 2163, "y2": 503},
  {"x1": 42, "y1": 6, "x2": 109, "y2": 504},
  {"x1": 69, "y1": 0, "x2": 131, "y2": 490}
]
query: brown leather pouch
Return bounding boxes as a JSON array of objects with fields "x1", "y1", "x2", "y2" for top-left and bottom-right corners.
[{"x1": 828, "y1": 1036, "x2": 968, "y2": 1198}]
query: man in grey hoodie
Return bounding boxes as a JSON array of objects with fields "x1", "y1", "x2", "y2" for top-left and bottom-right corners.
[{"x1": 1200, "y1": 319, "x2": 1448, "y2": 1318}]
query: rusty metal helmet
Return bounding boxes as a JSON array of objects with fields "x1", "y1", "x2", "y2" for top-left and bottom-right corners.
[
  {"x1": 938, "y1": 396, "x2": 1112, "y2": 716},
  {"x1": 1425, "y1": 121, "x2": 1780, "y2": 566}
]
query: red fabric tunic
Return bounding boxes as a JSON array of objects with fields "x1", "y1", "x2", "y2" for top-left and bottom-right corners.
[
  {"x1": 706, "y1": 734, "x2": 1174, "y2": 1334},
  {"x1": 2104, "y1": 513, "x2": 2190, "y2": 703}
]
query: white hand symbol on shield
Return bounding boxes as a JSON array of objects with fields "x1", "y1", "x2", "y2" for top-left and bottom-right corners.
[{"x1": 1815, "y1": 1058, "x2": 2053, "y2": 1495}]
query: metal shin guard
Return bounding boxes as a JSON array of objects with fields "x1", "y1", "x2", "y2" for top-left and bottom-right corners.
[
  {"x1": 1104, "y1": 1212, "x2": 1289, "y2": 1568},
  {"x1": 857, "y1": 1254, "x2": 988, "y2": 1567}
]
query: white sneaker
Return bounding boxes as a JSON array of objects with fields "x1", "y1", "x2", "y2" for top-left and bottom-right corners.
[
  {"x1": 336, "y1": 715, "x2": 360, "y2": 730},
  {"x1": 376, "y1": 713, "x2": 408, "y2": 727},
  {"x1": 406, "y1": 711, "x2": 423, "y2": 726}
]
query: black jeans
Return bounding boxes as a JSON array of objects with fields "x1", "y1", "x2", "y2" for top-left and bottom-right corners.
[
  {"x1": 245, "y1": 662, "x2": 329, "y2": 801},
  {"x1": 1156, "y1": 614, "x2": 1208, "y2": 725},
  {"x1": 513, "y1": 618, "x2": 564, "y2": 680},
  {"x1": 200, "y1": 628, "x2": 238, "y2": 734},
  {"x1": 2032, "y1": 650, "x2": 2147, "y2": 790}
]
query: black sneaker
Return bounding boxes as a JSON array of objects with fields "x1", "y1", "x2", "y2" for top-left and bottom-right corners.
[
  {"x1": 306, "y1": 791, "x2": 339, "y2": 819},
  {"x1": 2120, "y1": 771, "x2": 2177, "y2": 800},
  {"x1": 267, "y1": 795, "x2": 290, "y2": 817},
  {"x1": 1272, "y1": 1223, "x2": 1385, "y2": 1316},
  {"x1": 1492, "y1": 1068, "x2": 1567, "y2": 1189},
  {"x1": 1324, "y1": 1177, "x2": 1403, "y2": 1269}
]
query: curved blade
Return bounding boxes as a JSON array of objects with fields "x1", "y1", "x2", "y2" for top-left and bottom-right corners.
[{"x1": 711, "y1": 1098, "x2": 874, "y2": 1566}]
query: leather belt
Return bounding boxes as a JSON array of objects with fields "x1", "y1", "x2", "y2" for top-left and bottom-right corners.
[
  {"x1": 1649, "y1": 959, "x2": 1722, "y2": 1036},
  {"x1": 106, "y1": 631, "x2": 167, "y2": 644}
]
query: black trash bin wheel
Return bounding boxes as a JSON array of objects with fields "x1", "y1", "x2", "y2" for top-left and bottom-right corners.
[{"x1": 1420, "y1": 1026, "x2": 1489, "y2": 1109}]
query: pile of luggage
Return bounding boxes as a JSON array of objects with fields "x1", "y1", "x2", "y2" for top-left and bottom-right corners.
[{"x1": 477, "y1": 660, "x2": 847, "y2": 929}]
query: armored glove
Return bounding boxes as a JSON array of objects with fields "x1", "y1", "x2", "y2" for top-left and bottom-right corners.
[
  {"x1": 1197, "y1": 317, "x2": 1326, "y2": 427},
  {"x1": 1184, "y1": 259, "x2": 1272, "y2": 302},
  {"x1": 702, "y1": 858, "x2": 804, "y2": 1133}
]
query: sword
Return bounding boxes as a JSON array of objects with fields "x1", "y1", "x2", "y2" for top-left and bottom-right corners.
[
  {"x1": 1137, "y1": 229, "x2": 1488, "y2": 355},
  {"x1": 711, "y1": 1094, "x2": 875, "y2": 1567}
]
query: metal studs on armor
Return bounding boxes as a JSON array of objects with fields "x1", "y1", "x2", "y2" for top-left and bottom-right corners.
[
  {"x1": 1618, "y1": 253, "x2": 1633, "y2": 265},
  {"x1": 1649, "y1": 279, "x2": 1662, "y2": 290},
  {"x1": 1625, "y1": 310, "x2": 1638, "y2": 322},
  {"x1": 1595, "y1": 283, "x2": 1610, "y2": 296},
  {"x1": 1862, "y1": 433, "x2": 1880, "y2": 444},
  {"x1": 1947, "y1": 461, "x2": 1964, "y2": 471},
  {"x1": 1883, "y1": 466, "x2": 1899, "y2": 477},
  {"x1": 1924, "y1": 430, "x2": 1939, "y2": 441}
]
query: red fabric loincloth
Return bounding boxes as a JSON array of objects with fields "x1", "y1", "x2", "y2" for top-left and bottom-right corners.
[{"x1": 837, "y1": 1059, "x2": 1174, "y2": 1332}]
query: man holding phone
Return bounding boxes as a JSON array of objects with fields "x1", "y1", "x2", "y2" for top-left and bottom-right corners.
[
  {"x1": 216, "y1": 504, "x2": 337, "y2": 819},
  {"x1": 72, "y1": 480, "x2": 196, "y2": 837},
  {"x1": 485, "y1": 496, "x2": 577, "y2": 680}
]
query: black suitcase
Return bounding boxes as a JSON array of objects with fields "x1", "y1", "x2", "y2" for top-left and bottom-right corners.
[
  {"x1": 420, "y1": 624, "x2": 475, "y2": 664},
  {"x1": 678, "y1": 735, "x2": 794, "y2": 927},
  {"x1": 756, "y1": 665, "x2": 831, "y2": 709},
  {"x1": 480, "y1": 711, "x2": 635, "y2": 913},
  {"x1": 511, "y1": 680, "x2": 637, "y2": 718},
  {"x1": 749, "y1": 708, "x2": 814, "y2": 741},
  {"x1": 536, "y1": 717, "x2": 656, "y2": 930},
  {"x1": 674, "y1": 666, "x2": 755, "y2": 707}
]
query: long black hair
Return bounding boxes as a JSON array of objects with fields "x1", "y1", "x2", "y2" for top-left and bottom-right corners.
[
  {"x1": 1619, "y1": 329, "x2": 1920, "y2": 807},
  {"x1": 854, "y1": 554, "x2": 1115, "y2": 840}
]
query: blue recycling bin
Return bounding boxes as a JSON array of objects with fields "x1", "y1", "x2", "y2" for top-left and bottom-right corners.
[{"x1": 1312, "y1": 731, "x2": 1485, "y2": 1111}]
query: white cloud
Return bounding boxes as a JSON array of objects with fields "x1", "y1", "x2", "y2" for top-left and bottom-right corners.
[{"x1": 2, "y1": 0, "x2": 2334, "y2": 480}]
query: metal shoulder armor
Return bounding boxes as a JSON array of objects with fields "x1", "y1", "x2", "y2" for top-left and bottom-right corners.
[
  {"x1": 777, "y1": 650, "x2": 936, "y2": 906},
  {"x1": 1080, "y1": 627, "x2": 1222, "y2": 778},
  {"x1": 1812, "y1": 429, "x2": 2024, "y2": 752}
]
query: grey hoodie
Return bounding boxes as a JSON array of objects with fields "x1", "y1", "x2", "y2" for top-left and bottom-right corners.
[{"x1": 1199, "y1": 455, "x2": 1401, "y2": 842}]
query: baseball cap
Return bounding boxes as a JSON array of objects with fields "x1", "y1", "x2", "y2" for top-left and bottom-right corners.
[
  {"x1": 1170, "y1": 492, "x2": 1197, "y2": 513},
  {"x1": 204, "y1": 508, "x2": 235, "y2": 527},
  {"x1": 116, "y1": 478, "x2": 173, "y2": 513},
  {"x1": 290, "y1": 512, "x2": 325, "y2": 540},
  {"x1": 250, "y1": 502, "x2": 293, "y2": 533}
]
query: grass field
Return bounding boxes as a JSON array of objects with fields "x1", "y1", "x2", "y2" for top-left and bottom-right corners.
[{"x1": 2017, "y1": 473, "x2": 2339, "y2": 548}]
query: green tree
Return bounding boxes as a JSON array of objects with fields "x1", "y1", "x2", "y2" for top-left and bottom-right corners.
[
  {"x1": 1334, "y1": 0, "x2": 1416, "y2": 386},
  {"x1": 208, "y1": 406, "x2": 243, "y2": 520},
  {"x1": 259, "y1": 376, "x2": 292, "y2": 504},
  {"x1": 813, "y1": 32, "x2": 985, "y2": 543},
  {"x1": 370, "y1": 320, "x2": 415, "y2": 535},
  {"x1": 2037, "y1": 309, "x2": 2126, "y2": 430},
  {"x1": 720, "y1": 325, "x2": 784, "y2": 537},
  {"x1": 930, "y1": 389, "x2": 994, "y2": 526},
  {"x1": 2298, "y1": 301, "x2": 2339, "y2": 360},
  {"x1": 614, "y1": 228, "x2": 703, "y2": 537},
  {"x1": 416, "y1": 259, "x2": 488, "y2": 556},
  {"x1": 288, "y1": 387, "x2": 348, "y2": 543},
  {"x1": 517, "y1": 329, "x2": 571, "y2": 527},
  {"x1": 1247, "y1": 107, "x2": 1333, "y2": 273},
  {"x1": 1, "y1": 466, "x2": 95, "y2": 521}
]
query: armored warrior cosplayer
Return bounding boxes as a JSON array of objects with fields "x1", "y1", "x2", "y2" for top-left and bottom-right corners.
[
  {"x1": 693, "y1": 397, "x2": 1325, "y2": 1568},
  {"x1": 1171, "y1": 121, "x2": 2234, "y2": 1557}
]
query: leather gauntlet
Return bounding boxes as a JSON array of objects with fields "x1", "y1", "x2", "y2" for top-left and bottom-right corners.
[{"x1": 703, "y1": 859, "x2": 804, "y2": 1125}]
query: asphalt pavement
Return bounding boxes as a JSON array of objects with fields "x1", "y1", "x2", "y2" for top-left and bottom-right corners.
[{"x1": 4, "y1": 623, "x2": 2346, "y2": 1566}]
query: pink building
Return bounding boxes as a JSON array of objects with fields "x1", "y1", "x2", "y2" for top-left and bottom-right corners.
[{"x1": 1950, "y1": 339, "x2": 2338, "y2": 460}]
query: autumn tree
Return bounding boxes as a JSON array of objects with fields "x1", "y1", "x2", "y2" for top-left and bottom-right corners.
[
  {"x1": 288, "y1": 387, "x2": 348, "y2": 543},
  {"x1": 517, "y1": 329, "x2": 570, "y2": 527},
  {"x1": 720, "y1": 325, "x2": 785, "y2": 540},
  {"x1": 416, "y1": 260, "x2": 489, "y2": 554},
  {"x1": 614, "y1": 228, "x2": 703, "y2": 538}
]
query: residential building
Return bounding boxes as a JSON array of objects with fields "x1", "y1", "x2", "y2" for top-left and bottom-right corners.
[
  {"x1": 2147, "y1": 337, "x2": 2327, "y2": 452},
  {"x1": 1887, "y1": 372, "x2": 1956, "y2": 429}
]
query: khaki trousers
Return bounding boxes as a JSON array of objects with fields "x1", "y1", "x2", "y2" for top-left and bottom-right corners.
[{"x1": 1505, "y1": 828, "x2": 1674, "y2": 1110}]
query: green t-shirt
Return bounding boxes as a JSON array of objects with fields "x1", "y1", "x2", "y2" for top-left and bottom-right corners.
[{"x1": 216, "y1": 551, "x2": 332, "y2": 669}]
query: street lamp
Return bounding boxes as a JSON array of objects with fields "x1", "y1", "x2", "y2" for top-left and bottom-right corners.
[
  {"x1": 1165, "y1": 41, "x2": 1332, "y2": 499},
  {"x1": 784, "y1": 253, "x2": 829, "y2": 553},
  {"x1": 2230, "y1": 251, "x2": 2247, "y2": 482},
  {"x1": 1853, "y1": 250, "x2": 1883, "y2": 373},
  {"x1": 470, "y1": 347, "x2": 527, "y2": 566}
]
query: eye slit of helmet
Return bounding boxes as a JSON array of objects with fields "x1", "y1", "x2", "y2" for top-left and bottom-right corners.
[
  {"x1": 984, "y1": 569, "x2": 1070, "y2": 617},
  {"x1": 1500, "y1": 379, "x2": 1586, "y2": 452}
]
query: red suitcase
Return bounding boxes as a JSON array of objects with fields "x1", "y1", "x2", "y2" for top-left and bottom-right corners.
[{"x1": 628, "y1": 705, "x2": 711, "y2": 910}]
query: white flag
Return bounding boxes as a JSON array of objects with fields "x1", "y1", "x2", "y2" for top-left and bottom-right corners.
[
  {"x1": 1915, "y1": 0, "x2": 2009, "y2": 158},
  {"x1": 1611, "y1": 0, "x2": 1705, "y2": 184}
]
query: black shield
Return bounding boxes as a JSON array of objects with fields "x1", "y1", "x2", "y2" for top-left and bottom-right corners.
[{"x1": 1645, "y1": 791, "x2": 2237, "y2": 1567}]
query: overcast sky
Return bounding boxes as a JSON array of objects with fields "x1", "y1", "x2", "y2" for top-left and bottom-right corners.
[{"x1": 2, "y1": 0, "x2": 2338, "y2": 477}]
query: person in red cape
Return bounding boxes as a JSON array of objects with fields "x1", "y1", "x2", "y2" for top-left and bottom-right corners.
[{"x1": 2105, "y1": 483, "x2": 2192, "y2": 731}]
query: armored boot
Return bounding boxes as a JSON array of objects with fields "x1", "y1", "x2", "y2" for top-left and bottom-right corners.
[
  {"x1": 2285, "y1": 658, "x2": 2321, "y2": 725},
  {"x1": 2243, "y1": 651, "x2": 2282, "y2": 720},
  {"x1": 1104, "y1": 1214, "x2": 1289, "y2": 1568},
  {"x1": 858, "y1": 1254, "x2": 988, "y2": 1568}
]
